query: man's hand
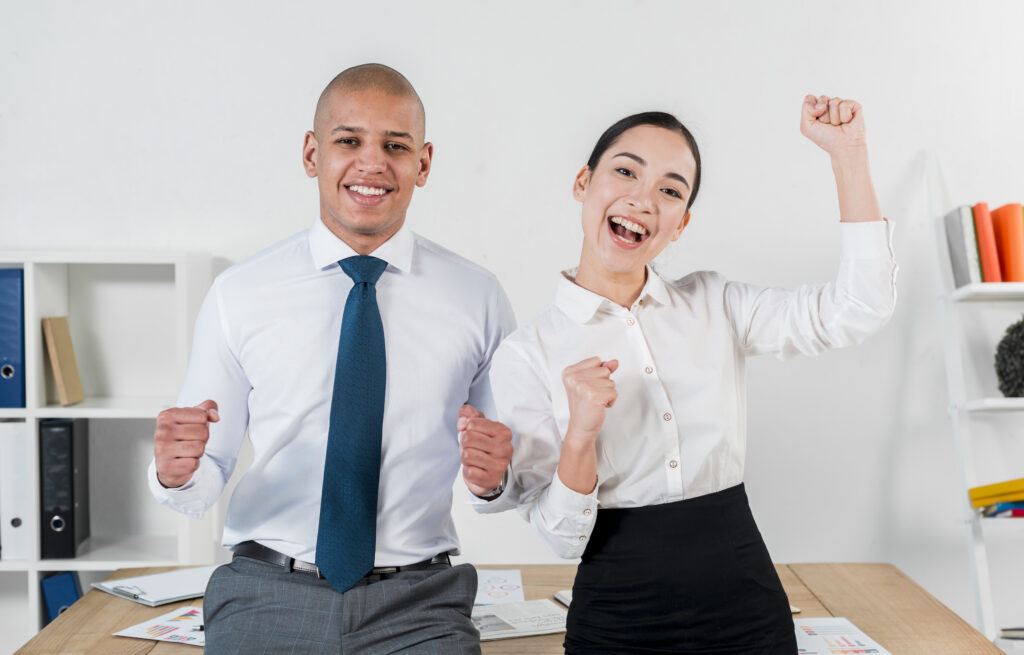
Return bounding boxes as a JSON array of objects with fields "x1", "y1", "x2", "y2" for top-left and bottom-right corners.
[
  {"x1": 154, "y1": 399, "x2": 219, "y2": 488},
  {"x1": 458, "y1": 405, "x2": 513, "y2": 497}
]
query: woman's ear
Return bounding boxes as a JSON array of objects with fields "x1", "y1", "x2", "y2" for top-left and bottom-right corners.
[
  {"x1": 670, "y1": 212, "x2": 691, "y2": 242},
  {"x1": 572, "y1": 166, "x2": 591, "y2": 202}
]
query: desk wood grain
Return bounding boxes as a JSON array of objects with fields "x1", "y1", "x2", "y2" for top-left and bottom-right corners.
[
  {"x1": 788, "y1": 563, "x2": 1001, "y2": 655},
  {"x1": 16, "y1": 563, "x2": 1000, "y2": 654}
]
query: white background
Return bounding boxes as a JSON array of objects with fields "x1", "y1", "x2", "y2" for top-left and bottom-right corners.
[{"x1": 4, "y1": 0, "x2": 1024, "y2": 631}]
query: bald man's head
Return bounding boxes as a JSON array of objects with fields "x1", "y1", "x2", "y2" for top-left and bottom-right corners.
[{"x1": 313, "y1": 64, "x2": 426, "y2": 142}]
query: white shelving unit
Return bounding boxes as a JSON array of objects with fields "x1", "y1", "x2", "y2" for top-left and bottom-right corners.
[
  {"x1": 0, "y1": 250, "x2": 218, "y2": 652},
  {"x1": 938, "y1": 277, "x2": 1024, "y2": 644}
]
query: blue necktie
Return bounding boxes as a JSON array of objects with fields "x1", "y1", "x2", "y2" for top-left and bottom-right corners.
[{"x1": 316, "y1": 255, "x2": 388, "y2": 594}]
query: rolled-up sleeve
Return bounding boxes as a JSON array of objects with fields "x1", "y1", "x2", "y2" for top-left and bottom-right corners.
[
  {"x1": 726, "y1": 220, "x2": 897, "y2": 359},
  {"x1": 489, "y1": 341, "x2": 599, "y2": 558}
]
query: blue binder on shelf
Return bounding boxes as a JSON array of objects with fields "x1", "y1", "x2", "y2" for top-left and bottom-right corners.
[
  {"x1": 0, "y1": 269, "x2": 25, "y2": 408},
  {"x1": 40, "y1": 571, "x2": 83, "y2": 624}
]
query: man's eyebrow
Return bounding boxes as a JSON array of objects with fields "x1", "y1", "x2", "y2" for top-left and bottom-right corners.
[
  {"x1": 330, "y1": 125, "x2": 364, "y2": 135},
  {"x1": 328, "y1": 126, "x2": 414, "y2": 141},
  {"x1": 613, "y1": 151, "x2": 691, "y2": 189}
]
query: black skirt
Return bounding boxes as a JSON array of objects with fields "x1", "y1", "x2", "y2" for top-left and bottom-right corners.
[{"x1": 564, "y1": 483, "x2": 797, "y2": 655}]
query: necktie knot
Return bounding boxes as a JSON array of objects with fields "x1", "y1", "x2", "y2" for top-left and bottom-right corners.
[{"x1": 340, "y1": 256, "x2": 387, "y2": 286}]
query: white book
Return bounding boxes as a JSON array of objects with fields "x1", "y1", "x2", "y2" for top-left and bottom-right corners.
[
  {"x1": 0, "y1": 420, "x2": 32, "y2": 561},
  {"x1": 92, "y1": 565, "x2": 218, "y2": 607}
]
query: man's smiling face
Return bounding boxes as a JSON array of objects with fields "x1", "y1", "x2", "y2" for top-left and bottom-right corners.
[{"x1": 303, "y1": 87, "x2": 432, "y2": 253}]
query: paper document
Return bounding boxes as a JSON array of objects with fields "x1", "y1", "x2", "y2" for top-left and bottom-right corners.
[
  {"x1": 474, "y1": 568, "x2": 525, "y2": 605},
  {"x1": 93, "y1": 565, "x2": 218, "y2": 606},
  {"x1": 114, "y1": 606, "x2": 204, "y2": 647},
  {"x1": 472, "y1": 598, "x2": 567, "y2": 641},
  {"x1": 794, "y1": 617, "x2": 891, "y2": 654}
]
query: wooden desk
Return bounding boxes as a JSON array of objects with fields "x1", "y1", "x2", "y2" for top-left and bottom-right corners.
[{"x1": 17, "y1": 563, "x2": 1000, "y2": 654}]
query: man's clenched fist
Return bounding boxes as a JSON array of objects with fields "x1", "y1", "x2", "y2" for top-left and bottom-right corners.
[{"x1": 154, "y1": 399, "x2": 219, "y2": 488}]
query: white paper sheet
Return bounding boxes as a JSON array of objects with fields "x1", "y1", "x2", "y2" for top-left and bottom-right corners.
[
  {"x1": 474, "y1": 568, "x2": 525, "y2": 605},
  {"x1": 472, "y1": 598, "x2": 567, "y2": 641},
  {"x1": 794, "y1": 617, "x2": 892, "y2": 654},
  {"x1": 114, "y1": 606, "x2": 205, "y2": 647}
]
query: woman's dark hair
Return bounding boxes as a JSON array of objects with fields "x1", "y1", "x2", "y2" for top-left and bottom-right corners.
[{"x1": 586, "y1": 111, "x2": 702, "y2": 211}]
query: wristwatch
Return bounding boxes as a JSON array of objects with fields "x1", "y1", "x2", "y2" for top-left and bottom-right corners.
[{"x1": 476, "y1": 469, "x2": 509, "y2": 501}]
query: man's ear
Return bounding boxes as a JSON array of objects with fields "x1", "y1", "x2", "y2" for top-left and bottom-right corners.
[
  {"x1": 415, "y1": 142, "x2": 434, "y2": 187},
  {"x1": 670, "y1": 212, "x2": 691, "y2": 242},
  {"x1": 572, "y1": 166, "x2": 591, "y2": 202},
  {"x1": 302, "y1": 131, "x2": 318, "y2": 178}
]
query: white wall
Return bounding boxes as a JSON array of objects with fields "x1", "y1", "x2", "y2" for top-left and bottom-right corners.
[{"x1": 4, "y1": 0, "x2": 1024, "y2": 630}]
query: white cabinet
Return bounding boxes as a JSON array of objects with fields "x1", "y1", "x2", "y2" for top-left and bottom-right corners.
[
  {"x1": 0, "y1": 251, "x2": 217, "y2": 652},
  {"x1": 939, "y1": 280, "x2": 1024, "y2": 647}
]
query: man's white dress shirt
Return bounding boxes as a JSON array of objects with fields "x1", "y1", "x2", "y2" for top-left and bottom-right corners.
[
  {"x1": 487, "y1": 221, "x2": 897, "y2": 558},
  {"x1": 148, "y1": 219, "x2": 515, "y2": 565}
]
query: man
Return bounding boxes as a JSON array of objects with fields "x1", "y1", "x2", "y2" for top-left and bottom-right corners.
[{"x1": 148, "y1": 63, "x2": 515, "y2": 654}]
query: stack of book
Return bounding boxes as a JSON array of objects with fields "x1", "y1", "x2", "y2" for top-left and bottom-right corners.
[
  {"x1": 969, "y1": 478, "x2": 1024, "y2": 515},
  {"x1": 943, "y1": 202, "x2": 1024, "y2": 287}
]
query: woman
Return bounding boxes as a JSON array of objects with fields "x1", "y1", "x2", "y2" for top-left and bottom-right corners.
[{"x1": 489, "y1": 96, "x2": 896, "y2": 654}]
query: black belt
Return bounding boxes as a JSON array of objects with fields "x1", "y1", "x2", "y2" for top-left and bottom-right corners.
[{"x1": 231, "y1": 540, "x2": 451, "y2": 579}]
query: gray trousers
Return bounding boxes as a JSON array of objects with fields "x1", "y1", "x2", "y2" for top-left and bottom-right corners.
[{"x1": 203, "y1": 555, "x2": 481, "y2": 654}]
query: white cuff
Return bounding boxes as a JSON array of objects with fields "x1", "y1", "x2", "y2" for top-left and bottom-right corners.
[
  {"x1": 147, "y1": 459, "x2": 208, "y2": 519},
  {"x1": 840, "y1": 219, "x2": 893, "y2": 260}
]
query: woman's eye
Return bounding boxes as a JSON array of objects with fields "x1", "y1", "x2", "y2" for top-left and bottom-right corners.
[
  {"x1": 615, "y1": 167, "x2": 635, "y2": 178},
  {"x1": 661, "y1": 188, "x2": 682, "y2": 199}
]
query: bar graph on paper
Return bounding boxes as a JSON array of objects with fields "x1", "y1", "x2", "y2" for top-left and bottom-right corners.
[{"x1": 795, "y1": 618, "x2": 892, "y2": 655}]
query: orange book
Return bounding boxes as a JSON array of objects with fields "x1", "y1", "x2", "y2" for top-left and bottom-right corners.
[
  {"x1": 972, "y1": 203, "x2": 1002, "y2": 282},
  {"x1": 991, "y1": 203, "x2": 1024, "y2": 282}
]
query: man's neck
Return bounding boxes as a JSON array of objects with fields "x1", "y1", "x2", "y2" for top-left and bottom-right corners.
[{"x1": 321, "y1": 216, "x2": 403, "y2": 255}]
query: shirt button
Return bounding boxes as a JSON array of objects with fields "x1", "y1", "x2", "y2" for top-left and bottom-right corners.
[
  {"x1": 583, "y1": 509, "x2": 592, "y2": 516},
  {"x1": 669, "y1": 460, "x2": 679, "y2": 469},
  {"x1": 645, "y1": 366, "x2": 654, "y2": 374},
  {"x1": 638, "y1": 299, "x2": 644, "y2": 306},
  {"x1": 663, "y1": 412, "x2": 672, "y2": 421},
  {"x1": 579, "y1": 536, "x2": 587, "y2": 542},
  {"x1": 626, "y1": 318, "x2": 636, "y2": 326}
]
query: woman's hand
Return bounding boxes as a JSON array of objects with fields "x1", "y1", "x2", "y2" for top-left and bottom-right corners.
[
  {"x1": 800, "y1": 95, "x2": 865, "y2": 155},
  {"x1": 562, "y1": 357, "x2": 619, "y2": 444},
  {"x1": 558, "y1": 356, "x2": 618, "y2": 494}
]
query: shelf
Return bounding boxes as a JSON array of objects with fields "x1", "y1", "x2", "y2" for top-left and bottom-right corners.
[
  {"x1": 950, "y1": 283, "x2": 1024, "y2": 302},
  {"x1": 34, "y1": 396, "x2": 174, "y2": 419},
  {"x1": 0, "y1": 250, "x2": 215, "y2": 641},
  {"x1": 33, "y1": 535, "x2": 179, "y2": 571},
  {"x1": 1, "y1": 397, "x2": 174, "y2": 419},
  {"x1": 963, "y1": 398, "x2": 1024, "y2": 413},
  {"x1": 996, "y1": 637, "x2": 1024, "y2": 650},
  {"x1": 0, "y1": 250, "x2": 194, "y2": 266},
  {"x1": 0, "y1": 535, "x2": 180, "y2": 571}
]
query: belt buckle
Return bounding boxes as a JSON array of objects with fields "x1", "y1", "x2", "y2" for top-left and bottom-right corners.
[{"x1": 373, "y1": 566, "x2": 399, "y2": 575}]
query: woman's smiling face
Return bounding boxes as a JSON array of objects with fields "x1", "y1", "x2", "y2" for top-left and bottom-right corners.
[{"x1": 575, "y1": 124, "x2": 697, "y2": 279}]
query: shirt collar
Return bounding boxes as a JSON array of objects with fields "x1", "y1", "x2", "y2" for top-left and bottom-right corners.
[
  {"x1": 308, "y1": 218, "x2": 415, "y2": 273},
  {"x1": 555, "y1": 265, "x2": 672, "y2": 324}
]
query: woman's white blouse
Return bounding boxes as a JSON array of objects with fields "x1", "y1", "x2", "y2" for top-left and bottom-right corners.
[{"x1": 488, "y1": 221, "x2": 897, "y2": 558}]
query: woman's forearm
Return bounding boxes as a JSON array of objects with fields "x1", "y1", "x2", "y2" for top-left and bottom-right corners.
[
  {"x1": 831, "y1": 147, "x2": 883, "y2": 223},
  {"x1": 558, "y1": 433, "x2": 598, "y2": 494}
]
